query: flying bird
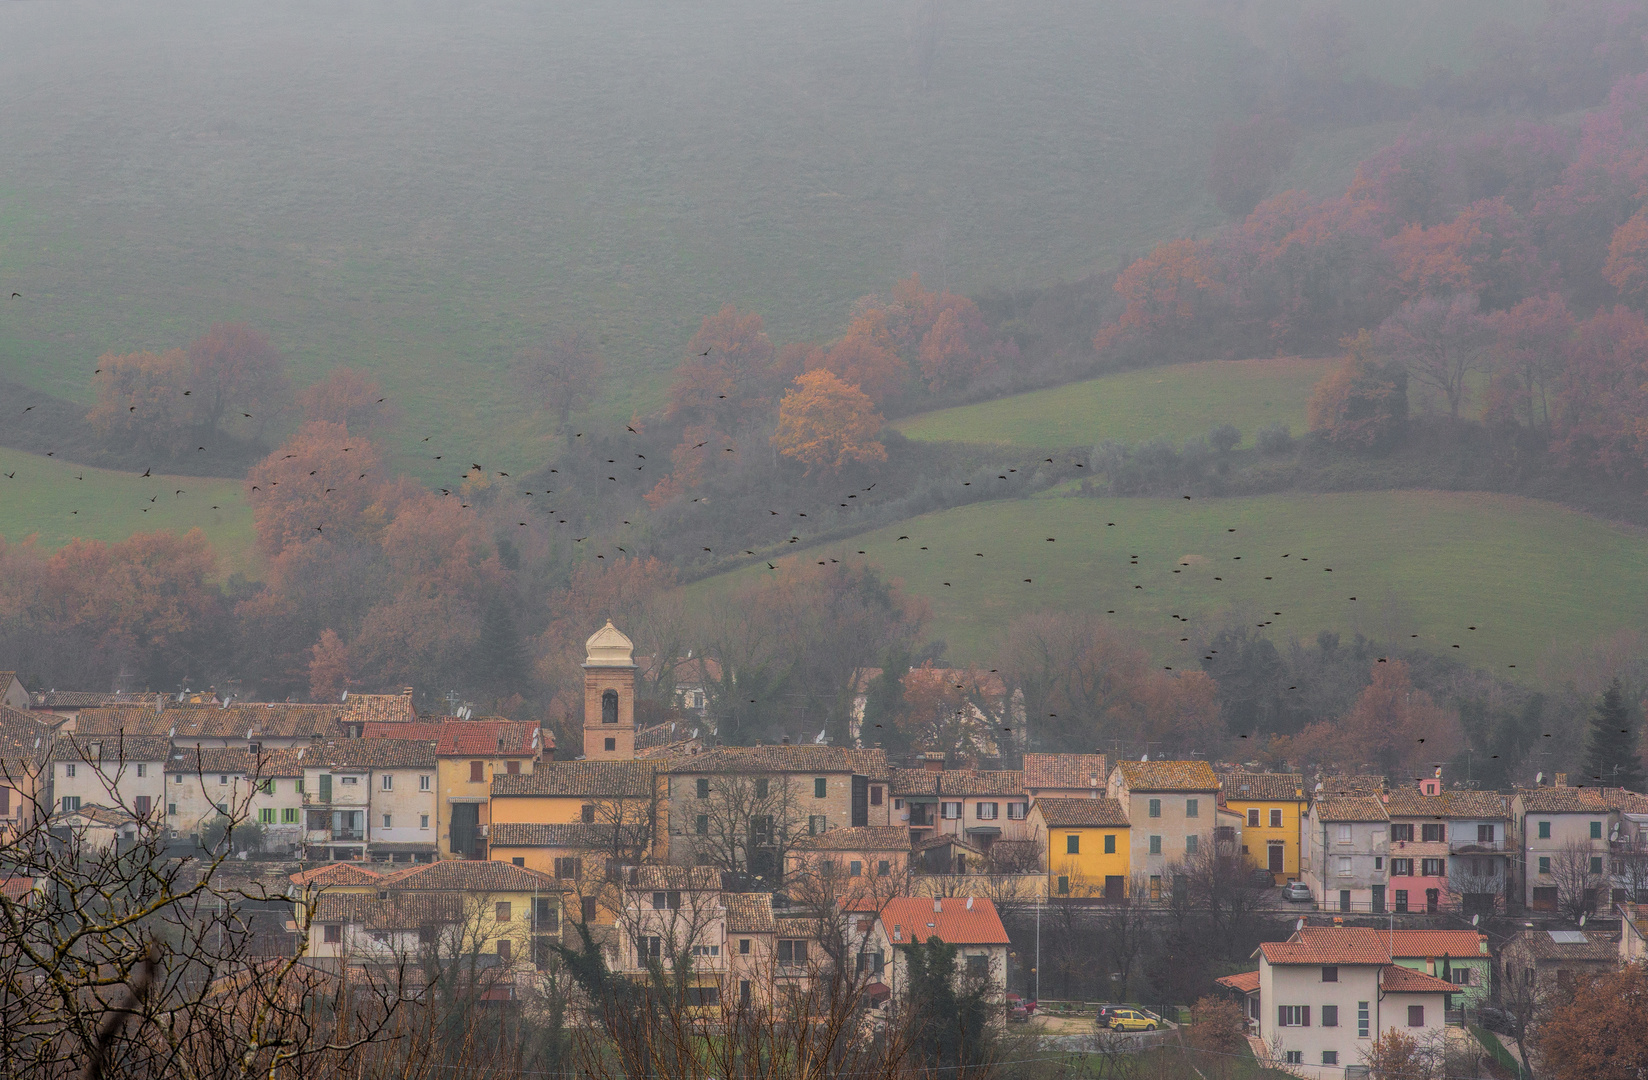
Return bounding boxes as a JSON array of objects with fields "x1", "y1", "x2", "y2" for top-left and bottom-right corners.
[{"x1": 141, "y1": 468, "x2": 151, "y2": 477}]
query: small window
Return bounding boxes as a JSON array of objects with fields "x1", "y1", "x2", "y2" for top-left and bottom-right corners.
[
  {"x1": 1592, "y1": 856, "x2": 1605, "y2": 874},
  {"x1": 420, "y1": 814, "x2": 429, "y2": 829},
  {"x1": 809, "y1": 814, "x2": 827, "y2": 835},
  {"x1": 1538, "y1": 821, "x2": 1551, "y2": 839},
  {"x1": 1592, "y1": 820, "x2": 1604, "y2": 839},
  {"x1": 696, "y1": 778, "x2": 710, "y2": 799},
  {"x1": 1148, "y1": 798, "x2": 1161, "y2": 818},
  {"x1": 977, "y1": 802, "x2": 998, "y2": 820},
  {"x1": 814, "y1": 778, "x2": 827, "y2": 799},
  {"x1": 1391, "y1": 823, "x2": 1413, "y2": 842},
  {"x1": 941, "y1": 801, "x2": 962, "y2": 819},
  {"x1": 258, "y1": 808, "x2": 276, "y2": 825},
  {"x1": 135, "y1": 763, "x2": 146, "y2": 778},
  {"x1": 259, "y1": 778, "x2": 274, "y2": 794},
  {"x1": 1185, "y1": 798, "x2": 1198, "y2": 818},
  {"x1": 848, "y1": 860, "x2": 862, "y2": 877},
  {"x1": 1323, "y1": 1004, "x2": 1338, "y2": 1026},
  {"x1": 1322, "y1": 1051, "x2": 1338, "y2": 1066},
  {"x1": 283, "y1": 808, "x2": 300, "y2": 824},
  {"x1": 1322, "y1": 966, "x2": 1338, "y2": 983},
  {"x1": 64, "y1": 763, "x2": 75, "y2": 778},
  {"x1": 1007, "y1": 801, "x2": 1027, "y2": 820},
  {"x1": 1422, "y1": 858, "x2": 1445, "y2": 877},
  {"x1": 604, "y1": 738, "x2": 616, "y2": 752},
  {"x1": 382, "y1": 814, "x2": 392, "y2": 828},
  {"x1": 323, "y1": 924, "x2": 342, "y2": 944},
  {"x1": 496, "y1": 902, "x2": 512, "y2": 923},
  {"x1": 470, "y1": 761, "x2": 484, "y2": 783},
  {"x1": 420, "y1": 774, "x2": 431, "y2": 790},
  {"x1": 167, "y1": 803, "x2": 177, "y2": 816},
  {"x1": 1270, "y1": 808, "x2": 1282, "y2": 828},
  {"x1": 1185, "y1": 835, "x2": 1198, "y2": 855},
  {"x1": 219, "y1": 774, "x2": 229, "y2": 785},
  {"x1": 755, "y1": 778, "x2": 769, "y2": 799},
  {"x1": 512, "y1": 856, "x2": 525, "y2": 866},
  {"x1": 381, "y1": 774, "x2": 393, "y2": 791},
  {"x1": 340, "y1": 775, "x2": 357, "y2": 785},
  {"x1": 581, "y1": 896, "x2": 597, "y2": 922},
  {"x1": 61, "y1": 796, "x2": 81, "y2": 812},
  {"x1": 1358, "y1": 1001, "x2": 1370, "y2": 1038},
  {"x1": 1057, "y1": 876, "x2": 1069, "y2": 894},
  {"x1": 497, "y1": 939, "x2": 512, "y2": 961},
  {"x1": 581, "y1": 804, "x2": 595, "y2": 824},
  {"x1": 1104, "y1": 834, "x2": 1116, "y2": 854},
  {"x1": 1421, "y1": 823, "x2": 1443, "y2": 842},
  {"x1": 1337, "y1": 823, "x2": 1352, "y2": 843},
  {"x1": 695, "y1": 813, "x2": 709, "y2": 835},
  {"x1": 1149, "y1": 835, "x2": 1162, "y2": 855},
  {"x1": 1407, "y1": 1005, "x2": 1424, "y2": 1028},
  {"x1": 1539, "y1": 856, "x2": 1551, "y2": 875},
  {"x1": 870, "y1": 786, "x2": 883, "y2": 806},
  {"x1": 878, "y1": 860, "x2": 890, "y2": 876},
  {"x1": 1284, "y1": 1052, "x2": 1302, "y2": 1065},
  {"x1": 1066, "y1": 834, "x2": 1080, "y2": 854},
  {"x1": 740, "y1": 938, "x2": 751, "y2": 954},
  {"x1": 1247, "y1": 808, "x2": 1259, "y2": 826},
  {"x1": 1338, "y1": 856, "x2": 1352, "y2": 877}
]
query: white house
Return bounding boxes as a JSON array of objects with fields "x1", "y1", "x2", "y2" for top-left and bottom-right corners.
[
  {"x1": 1301, "y1": 794, "x2": 1390, "y2": 912},
  {"x1": 165, "y1": 747, "x2": 306, "y2": 851},
  {"x1": 50, "y1": 735, "x2": 169, "y2": 821},
  {"x1": 1249, "y1": 926, "x2": 1453, "y2": 1076},
  {"x1": 298, "y1": 739, "x2": 438, "y2": 864},
  {"x1": 843, "y1": 894, "x2": 1011, "y2": 1006}
]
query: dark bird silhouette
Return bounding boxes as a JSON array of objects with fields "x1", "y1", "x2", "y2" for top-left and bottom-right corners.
[
  {"x1": 9, "y1": 292, "x2": 18, "y2": 298},
  {"x1": 767, "y1": 563, "x2": 776, "y2": 570},
  {"x1": 183, "y1": 390, "x2": 191, "y2": 396},
  {"x1": 2, "y1": 473, "x2": 12, "y2": 480},
  {"x1": 22, "y1": 406, "x2": 33, "y2": 413},
  {"x1": 314, "y1": 525, "x2": 323, "y2": 533},
  {"x1": 700, "y1": 348, "x2": 712, "y2": 356},
  {"x1": 628, "y1": 426, "x2": 637, "y2": 433},
  {"x1": 141, "y1": 468, "x2": 151, "y2": 477}
]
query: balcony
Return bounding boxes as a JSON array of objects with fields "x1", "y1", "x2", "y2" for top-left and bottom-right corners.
[{"x1": 1450, "y1": 839, "x2": 1508, "y2": 854}]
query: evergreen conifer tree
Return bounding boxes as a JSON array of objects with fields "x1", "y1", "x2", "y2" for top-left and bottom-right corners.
[
  {"x1": 475, "y1": 600, "x2": 527, "y2": 693},
  {"x1": 1583, "y1": 679, "x2": 1648, "y2": 791}
]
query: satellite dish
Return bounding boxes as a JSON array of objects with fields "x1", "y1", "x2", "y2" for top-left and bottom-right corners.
[
  {"x1": 1472, "y1": 914, "x2": 1480, "y2": 927},
  {"x1": 1580, "y1": 914, "x2": 1587, "y2": 927},
  {"x1": 1535, "y1": 771, "x2": 1544, "y2": 785},
  {"x1": 1296, "y1": 918, "x2": 1304, "y2": 932}
]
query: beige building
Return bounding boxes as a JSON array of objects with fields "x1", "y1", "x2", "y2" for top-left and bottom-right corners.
[
  {"x1": 298, "y1": 739, "x2": 438, "y2": 864},
  {"x1": 891, "y1": 766, "x2": 1029, "y2": 852},
  {"x1": 0, "y1": 673, "x2": 28, "y2": 712},
  {"x1": 0, "y1": 706, "x2": 51, "y2": 841},
  {"x1": 1108, "y1": 760, "x2": 1221, "y2": 891},
  {"x1": 1022, "y1": 753, "x2": 1109, "y2": 802},
  {"x1": 1301, "y1": 794, "x2": 1391, "y2": 912},
  {"x1": 844, "y1": 895, "x2": 1011, "y2": 1006},
  {"x1": 165, "y1": 747, "x2": 305, "y2": 850},
  {"x1": 50, "y1": 734, "x2": 169, "y2": 821},
  {"x1": 1513, "y1": 784, "x2": 1617, "y2": 912},
  {"x1": 788, "y1": 825, "x2": 913, "y2": 887}
]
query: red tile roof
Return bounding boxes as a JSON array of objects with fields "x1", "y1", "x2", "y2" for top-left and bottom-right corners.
[
  {"x1": 338, "y1": 693, "x2": 418, "y2": 724},
  {"x1": 792, "y1": 826, "x2": 912, "y2": 852},
  {"x1": 300, "y1": 739, "x2": 436, "y2": 769},
  {"x1": 1313, "y1": 795, "x2": 1389, "y2": 823},
  {"x1": 1517, "y1": 787, "x2": 1611, "y2": 813},
  {"x1": 671, "y1": 745, "x2": 888, "y2": 778},
  {"x1": 726, "y1": 892, "x2": 778, "y2": 934},
  {"x1": 854, "y1": 896, "x2": 1009, "y2": 947},
  {"x1": 0, "y1": 876, "x2": 36, "y2": 902},
  {"x1": 492, "y1": 759, "x2": 659, "y2": 798},
  {"x1": 1023, "y1": 753, "x2": 1109, "y2": 792},
  {"x1": 168, "y1": 746, "x2": 304, "y2": 778},
  {"x1": 288, "y1": 863, "x2": 386, "y2": 887},
  {"x1": 1258, "y1": 927, "x2": 1392, "y2": 965},
  {"x1": 1217, "y1": 970, "x2": 1260, "y2": 994},
  {"x1": 1115, "y1": 760, "x2": 1218, "y2": 792},
  {"x1": 379, "y1": 860, "x2": 560, "y2": 892},
  {"x1": 1035, "y1": 797, "x2": 1130, "y2": 828},
  {"x1": 1380, "y1": 966, "x2": 1459, "y2": 994},
  {"x1": 73, "y1": 703, "x2": 343, "y2": 740},
  {"x1": 890, "y1": 768, "x2": 1024, "y2": 797},
  {"x1": 1222, "y1": 772, "x2": 1306, "y2": 803},
  {"x1": 1375, "y1": 930, "x2": 1489, "y2": 958},
  {"x1": 1384, "y1": 788, "x2": 1509, "y2": 819}
]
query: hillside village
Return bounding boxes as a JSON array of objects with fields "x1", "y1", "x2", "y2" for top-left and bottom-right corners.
[{"x1": 4, "y1": 622, "x2": 1646, "y2": 1075}]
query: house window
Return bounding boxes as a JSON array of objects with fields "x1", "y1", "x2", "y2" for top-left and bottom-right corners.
[
  {"x1": 1270, "y1": 808, "x2": 1283, "y2": 828},
  {"x1": 1592, "y1": 856, "x2": 1605, "y2": 874},
  {"x1": 1149, "y1": 875, "x2": 1161, "y2": 900},
  {"x1": 420, "y1": 775, "x2": 431, "y2": 790},
  {"x1": 651, "y1": 890, "x2": 681, "y2": 910},
  {"x1": 1421, "y1": 858, "x2": 1445, "y2": 877},
  {"x1": 581, "y1": 804, "x2": 595, "y2": 824},
  {"x1": 849, "y1": 860, "x2": 862, "y2": 877},
  {"x1": 1057, "y1": 876, "x2": 1069, "y2": 894},
  {"x1": 977, "y1": 802, "x2": 998, "y2": 820},
  {"x1": 1148, "y1": 799, "x2": 1161, "y2": 818},
  {"x1": 777, "y1": 939, "x2": 809, "y2": 967},
  {"x1": 135, "y1": 763, "x2": 146, "y2": 778},
  {"x1": 1453, "y1": 968, "x2": 1470, "y2": 984},
  {"x1": 755, "y1": 778, "x2": 769, "y2": 799},
  {"x1": 1278, "y1": 1006, "x2": 1309, "y2": 1027},
  {"x1": 1422, "y1": 823, "x2": 1443, "y2": 842},
  {"x1": 513, "y1": 857, "x2": 525, "y2": 866},
  {"x1": 1537, "y1": 821, "x2": 1551, "y2": 839},
  {"x1": 604, "y1": 738, "x2": 616, "y2": 752},
  {"x1": 641, "y1": 936, "x2": 662, "y2": 960},
  {"x1": 1478, "y1": 823, "x2": 1495, "y2": 843},
  {"x1": 1322, "y1": 1051, "x2": 1338, "y2": 1066},
  {"x1": 1407, "y1": 1005, "x2": 1424, "y2": 1028},
  {"x1": 1185, "y1": 835, "x2": 1198, "y2": 855},
  {"x1": 1323, "y1": 1005, "x2": 1338, "y2": 1026},
  {"x1": 323, "y1": 924, "x2": 342, "y2": 944},
  {"x1": 696, "y1": 778, "x2": 710, "y2": 799},
  {"x1": 61, "y1": 796, "x2": 80, "y2": 813},
  {"x1": 1066, "y1": 835, "x2": 1080, "y2": 855},
  {"x1": 941, "y1": 801, "x2": 962, "y2": 820},
  {"x1": 381, "y1": 774, "x2": 393, "y2": 791},
  {"x1": 496, "y1": 902, "x2": 512, "y2": 923},
  {"x1": 581, "y1": 897, "x2": 597, "y2": 922},
  {"x1": 870, "y1": 786, "x2": 883, "y2": 806},
  {"x1": 382, "y1": 814, "x2": 392, "y2": 828},
  {"x1": 1592, "y1": 820, "x2": 1604, "y2": 839},
  {"x1": 1392, "y1": 858, "x2": 1413, "y2": 876},
  {"x1": 283, "y1": 808, "x2": 299, "y2": 824},
  {"x1": 814, "y1": 778, "x2": 828, "y2": 799},
  {"x1": 259, "y1": 778, "x2": 274, "y2": 794},
  {"x1": 497, "y1": 939, "x2": 512, "y2": 962},
  {"x1": 1395, "y1": 890, "x2": 1409, "y2": 912},
  {"x1": 809, "y1": 815, "x2": 827, "y2": 835},
  {"x1": 469, "y1": 761, "x2": 484, "y2": 783},
  {"x1": 554, "y1": 857, "x2": 582, "y2": 880},
  {"x1": 1538, "y1": 856, "x2": 1551, "y2": 875},
  {"x1": 257, "y1": 808, "x2": 275, "y2": 825},
  {"x1": 696, "y1": 814, "x2": 709, "y2": 836},
  {"x1": 1322, "y1": 966, "x2": 1338, "y2": 983},
  {"x1": 504, "y1": 759, "x2": 520, "y2": 775},
  {"x1": 1186, "y1": 799, "x2": 1199, "y2": 818},
  {"x1": 1391, "y1": 824, "x2": 1413, "y2": 842},
  {"x1": 420, "y1": 814, "x2": 429, "y2": 829},
  {"x1": 1247, "y1": 808, "x2": 1259, "y2": 827},
  {"x1": 878, "y1": 860, "x2": 890, "y2": 876},
  {"x1": 1104, "y1": 834, "x2": 1116, "y2": 854},
  {"x1": 1284, "y1": 1052, "x2": 1302, "y2": 1065},
  {"x1": 1337, "y1": 824, "x2": 1351, "y2": 843},
  {"x1": 64, "y1": 764, "x2": 75, "y2": 778},
  {"x1": 1358, "y1": 1001, "x2": 1370, "y2": 1038},
  {"x1": 167, "y1": 803, "x2": 177, "y2": 816},
  {"x1": 740, "y1": 938, "x2": 751, "y2": 954},
  {"x1": 740, "y1": 980, "x2": 752, "y2": 1005},
  {"x1": 1338, "y1": 857, "x2": 1352, "y2": 877},
  {"x1": 966, "y1": 955, "x2": 989, "y2": 976},
  {"x1": 1149, "y1": 835, "x2": 1162, "y2": 855},
  {"x1": 1374, "y1": 856, "x2": 1383, "y2": 870},
  {"x1": 1007, "y1": 801, "x2": 1026, "y2": 820}
]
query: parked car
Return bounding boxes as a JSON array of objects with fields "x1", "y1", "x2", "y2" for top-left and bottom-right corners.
[
  {"x1": 1475, "y1": 1006, "x2": 1513, "y2": 1034},
  {"x1": 1282, "y1": 881, "x2": 1314, "y2": 902},
  {"x1": 1105, "y1": 1008, "x2": 1158, "y2": 1033},
  {"x1": 1007, "y1": 1002, "x2": 1030, "y2": 1023},
  {"x1": 1093, "y1": 1003, "x2": 1127, "y2": 1028},
  {"x1": 1250, "y1": 868, "x2": 1278, "y2": 888}
]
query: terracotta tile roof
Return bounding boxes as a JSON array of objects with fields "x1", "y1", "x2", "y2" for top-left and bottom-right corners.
[
  {"x1": 1516, "y1": 787, "x2": 1611, "y2": 813},
  {"x1": 361, "y1": 721, "x2": 446, "y2": 742},
  {"x1": 1035, "y1": 797, "x2": 1131, "y2": 828},
  {"x1": 1313, "y1": 795, "x2": 1389, "y2": 823},
  {"x1": 359, "y1": 720, "x2": 544, "y2": 756},
  {"x1": 289, "y1": 863, "x2": 386, "y2": 887},
  {"x1": 1605, "y1": 789, "x2": 1648, "y2": 814},
  {"x1": 51, "y1": 734, "x2": 173, "y2": 762},
  {"x1": 487, "y1": 822, "x2": 637, "y2": 849},
  {"x1": 623, "y1": 865, "x2": 723, "y2": 891},
  {"x1": 1115, "y1": 760, "x2": 1218, "y2": 792},
  {"x1": 312, "y1": 892, "x2": 465, "y2": 930},
  {"x1": 636, "y1": 721, "x2": 701, "y2": 751},
  {"x1": 57, "y1": 803, "x2": 139, "y2": 827},
  {"x1": 73, "y1": 703, "x2": 344, "y2": 741},
  {"x1": 1216, "y1": 970, "x2": 1260, "y2": 994},
  {"x1": 1259, "y1": 927, "x2": 1392, "y2": 965},
  {"x1": 1380, "y1": 966, "x2": 1459, "y2": 994},
  {"x1": 0, "y1": 875, "x2": 36, "y2": 902},
  {"x1": 492, "y1": 760, "x2": 659, "y2": 798},
  {"x1": 1023, "y1": 753, "x2": 1109, "y2": 792},
  {"x1": 379, "y1": 860, "x2": 561, "y2": 892},
  {"x1": 0, "y1": 705, "x2": 50, "y2": 772},
  {"x1": 913, "y1": 833, "x2": 985, "y2": 855},
  {"x1": 890, "y1": 768, "x2": 1024, "y2": 797},
  {"x1": 31, "y1": 691, "x2": 136, "y2": 709},
  {"x1": 338, "y1": 692, "x2": 419, "y2": 724},
  {"x1": 1315, "y1": 774, "x2": 1387, "y2": 796},
  {"x1": 792, "y1": 826, "x2": 912, "y2": 852},
  {"x1": 725, "y1": 892, "x2": 778, "y2": 934},
  {"x1": 300, "y1": 739, "x2": 435, "y2": 770},
  {"x1": 1384, "y1": 788, "x2": 1509, "y2": 819},
  {"x1": 851, "y1": 896, "x2": 1009, "y2": 946},
  {"x1": 1506, "y1": 929, "x2": 1619, "y2": 962},
  {"x1": 672, "y1": 745, "x2": 888, "y2": 778},
  {"x1": 1374, "y1": 930, "x2": 1489, "y2": 958},
  {"x1": 168, "y1": 747, "x2": 304, "y2": 778},
  {"x1": 1222, "y1": 772, "x2": 1306, "y2": 803}
]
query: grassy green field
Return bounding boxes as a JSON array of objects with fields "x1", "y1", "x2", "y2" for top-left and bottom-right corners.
[
  {"x1": 0, "y1": 448, "x2": 255, "y2": 575},
  {"x1": 0, "y1": 0, "x2": 1539, "y2": 483},
  {"x1": 687, "y1": 490, "x2": 1648, "y2": 670},
  {"x1": 894, "y1": 357, "x2": 1336, "y2": 449}
]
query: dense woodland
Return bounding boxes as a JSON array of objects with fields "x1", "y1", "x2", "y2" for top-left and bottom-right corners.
[{"x1": 6, "y1": 2, "x2": 1648, "y2": 790}]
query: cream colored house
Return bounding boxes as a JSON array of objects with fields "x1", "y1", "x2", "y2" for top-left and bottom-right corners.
[
  {"x1": 1108, "y1": 760, "x2": 1221, "y2": 896},
  {"x1": 165, "y1": 747, "x2": 305, "y2": 850},
  {"x1": 298, "y1": 739, "x2": 438, "y2": 864},
  {"x1": 843, "y1": 895, "x2": 1011, "y2": 1006},
  {"x1": 50, "y1": 734, "x2": 169, "y2": 821}
]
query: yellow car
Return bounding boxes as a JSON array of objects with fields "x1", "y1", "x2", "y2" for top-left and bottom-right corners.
[{"x1": 1105, "y1": 1009, "x2": 1158, "y2": 1032}]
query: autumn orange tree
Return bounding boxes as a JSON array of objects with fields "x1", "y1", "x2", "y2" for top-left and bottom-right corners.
[
  {"x1": 1293, "y1": 659, "x2": 1461, "y2": 777},
  {"x1": 1306, "y1": 329, "x2": 1409, "y2": 447},
  {"x1": 186, "y1": 321, "x2": 290, "y2": 436},
  {"x1": 1094, "y1": 237, "x2": 1221, "y2": 352},
  {"x1": 298, "y1": 366, "x2": 398, "y2": 431},
  {"x1": 88, "y1": 348, "x2": 195, "y2": 456},
  {"x1": 1535, "y1": 962, "x2": 1648, "y2": 1080},
  {"x1": 771, "y1": 370, "x2": 886, "y2": 474},
  {"x1": 244, "y1": 421, "x2": 388, "y2": 556}
]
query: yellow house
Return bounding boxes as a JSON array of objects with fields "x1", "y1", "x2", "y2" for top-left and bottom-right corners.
[
  {"x1": 1220, "y1": 771, "x2": 1306, "y2": 883},
  {"x1": 1029, "y1": 796, "x2": 1131, "y2": 899}
]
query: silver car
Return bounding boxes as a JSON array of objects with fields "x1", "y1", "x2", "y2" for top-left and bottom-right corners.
[{"x1": 1282, "y1": 882, "x2": 1314, "y2": 902}]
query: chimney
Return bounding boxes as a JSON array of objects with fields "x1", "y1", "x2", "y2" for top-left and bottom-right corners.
[
  {"x1": 1556, "y1": 772, "x2": 1568, "y2": 788},
  {"x1": 923, "y1": 751, "x2": 944, "y2": 773},
  {"x1": 401, "y1": 687, "x2": 414, "y2": 697},
  {"x1": 933, "y1": 898, "x2": 942, "y2": 913}
]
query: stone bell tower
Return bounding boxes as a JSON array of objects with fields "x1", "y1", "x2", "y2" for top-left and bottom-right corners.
[{"x1": 582, "y1": 620, "x2": 637, "y2": 760}]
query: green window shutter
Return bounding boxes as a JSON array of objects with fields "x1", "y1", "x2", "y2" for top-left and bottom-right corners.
[{"x1": 319, "y1": 773, "x2": 332, "y2": 802}]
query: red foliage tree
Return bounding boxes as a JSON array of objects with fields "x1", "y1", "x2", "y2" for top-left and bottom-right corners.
[
  {"x1": 297, "y1": 367, "x2": 397, "y2": 431},
  {"x1": 1385, "y1": 197, "x2": 1541, "y2": 310},
  {"x1": 1096, "y1": 238, "x2": 1221, "y2": 352},
  {"x1": 245, "y1": 422, "x2": 387, "y2": 557},
  {"x1": 1485, "y1": 293, "x2": 1575, "y2": 430},
  {"x1": 1307, "y1": 330, "x2": 1409, "y2": 446},
  {"x1": 1552, "y1": 305, "x2": 1648, "y2": 478},
  {"x1": 772, "y1": 370, "x2": 886, "y2": 474},
  {"x1": 186, "y1": 322, "x2": 290, "y2": 436}
]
